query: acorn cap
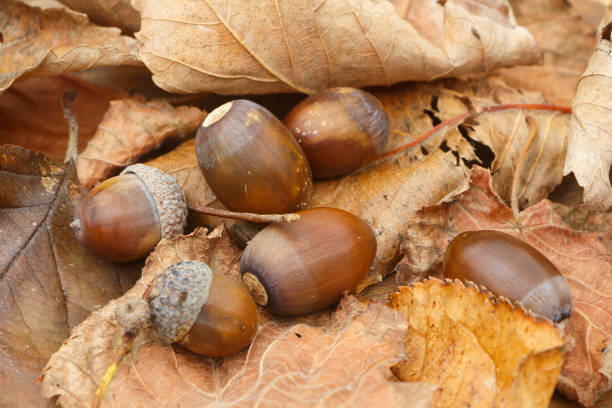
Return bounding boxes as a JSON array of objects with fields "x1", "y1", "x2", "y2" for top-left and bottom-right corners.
[
  {"x1": 121, "y1": 164, "x2": 187, "y2": 240},
  {"x1": 147, "y1": 261, "x2": 213, "y2": 344}
]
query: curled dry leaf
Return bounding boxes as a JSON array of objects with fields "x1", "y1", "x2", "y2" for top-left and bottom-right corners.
[
  {"x1": 0, "y1": 145, "x2": 139, "y2": 407},
  {"x1": 42, "y1": 227, "x2": 435, "y2": 408},
  {"x1": 0, "y1": 75, "x2": 122, "y2": 161},
  {"x1": 0, "y1": 0, "x2": 142, "y2": 92},
  {"x1": 564, "y1": 22, "x2": 612, "y2": 211},
  {"x1": 496, "y1": 0, "x2": 601, "y2": 106},
  {"x1": 132, "y1": 0, "x2": 538, "y2": 94},
  {"x1": 394, "y1": 166, "x2": 612, "y2": 406},
  {"x1": 391, "y1": 278, "x2": 566, "y2": 408},
  {"x1": 76, "y1": 97, "x2": 206, "y2": 188},
  {"x1": 57, "y1": 0, "x2": 140, "y2": 33}
]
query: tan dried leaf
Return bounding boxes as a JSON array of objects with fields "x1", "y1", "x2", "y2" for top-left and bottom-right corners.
[
  {"x1": 391, "y1": 278, "x2": 566, "y2": 408},
  {"x1": 564, "y1": 22, "x2": 612, "y2": 210},
  {"x1": 43, "y1": 227, "x2": 435, "y2": 408},
  {"x1": 0, "y1": 75, "x2": 121, "y2": 161},
  {"x1": 0, "y1": 145, "x2": 139, "y2": 407},
  {"x1": 132, "y1": 0, "x2": 538, "y2": 94},
  {"x1": 57, "y1": 0, "x2": 140, "y2": 33},
  {"x1": 395, "y1": 166, "x2": 612, "y2": 406},
  {"x1": 0, "y1": 0, "x2": 142, "y2": 92},
  {"x1": 76, "y1": 97, "x2": 206, "y2": 188},
  {"x1": 496, "y1": 0, "x2": 602, "y2": 106}
]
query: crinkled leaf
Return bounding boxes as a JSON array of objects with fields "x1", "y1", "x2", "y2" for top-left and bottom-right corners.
[
  {"x1": 0, "y1": 145, "x2": 139, "y2": 407},
  {"x1": 395, "y1": 166, "x2": 612, "y2": 406},
  {"x1": 564, "y1": 21, "x2": 612, "y2": 210},
  {"x1": 76, "y1": 97, "x2": 205, "y2": 188},
  {"x1": 57, "y1": 0, "x2": 140, "y2": 33},
  {"x1": 42, "y1": 227, "x2": 435, "y2": 408},
  {"x1": 132, "y1": 0, "x2": 538, "y2": 94},
  {"x1": 391, "y1": 278, "x2": 566, "y2": 408},
  {"x1": 0, "y1": 0, "x2": 142, "y2": 92}
]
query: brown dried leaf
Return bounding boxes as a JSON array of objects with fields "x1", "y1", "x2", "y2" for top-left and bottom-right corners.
[
  {"x1": 132, "y1": 0, "x2": 539, "y2": 94},
  {"x1": 391, "y1": 278, "x2": 566, "y2": 408},
  {"x1": 76, "y1": 97, "x2": 206, "y2": 188},
  {"x1": 564, "y1": 21, "x2": 612, "y2": 211},
  {"x1": 496, "y1": 0, "x2": 602, "y2": 106},
  {"x1": 0, "y1": 75, "x2": 122, "y2": 161},
  {"x1": 0, "y1": 145, "x2": 139, "y2": 407},
  {"x1": 395, "y1": 166, "x2": 612, "y2": 406},
  {"x1": 57, "y1": 0, "x2": 140, "y2": 33},
  {"x1": 42, "y1": 227, "x2": 435, "y2": 408},
  {"x1": 0, "y1": 0, "x2": 142, "y2": 92}
]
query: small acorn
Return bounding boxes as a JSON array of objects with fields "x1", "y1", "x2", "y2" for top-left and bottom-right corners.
[
  {"x1": 195, "y1": 100, "x2": 313, "y2": 214},
  {"x1": 284, "y1": 87, "x2": 389, "y2": 178},
  {"x1": 147, "y1": 261, "x2": 258, "y2": 357},
  {"x1": 240, "y1": 207, "x2": 377, "y2": 316},
  {"x1": 443, "y1": 230, "x2": 573, "y2": 322},
  {"x1": 73, "y1": 164, "x2": 187, "y2": 263}
]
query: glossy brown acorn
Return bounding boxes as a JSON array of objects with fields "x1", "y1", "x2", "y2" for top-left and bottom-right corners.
[
  {"x1": 148, "y1": 261, "x2": 258, "y2": 357},
  {"x1": 73, "y1": 164, "x2": 187, "y2": 263},
  {"x1": 443, "y1": 230, "x2": 572, "y2": 322},
  {"x1": 284, "y1": 87, "x2": 389, "y2": 178},
  {"x1": 240, "y1": 207, "x2": 377, "y2": 316},
  {"x1": 195, "y1": 100, "x2": 313, "y2": 214}
]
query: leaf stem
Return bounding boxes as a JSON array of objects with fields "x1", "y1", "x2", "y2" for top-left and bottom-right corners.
[
  {"x1": 91, "y1": 333, "x2": 134, "y2": 408},
  {"x1": 189, "y1": 206, "x2": 300, "y2": 223},
  {"x1": 375, "y1": 103, "x2": 570, "y2": 162},
  {"x1": 61, "y1": 90, "x2": 78, "y2": 163}
]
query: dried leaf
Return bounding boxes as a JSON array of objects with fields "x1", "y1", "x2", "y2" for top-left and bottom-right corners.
[
  {"x1": 496, "y1": 0, "x2": 601, "y2": 106},
  {"x1": 76, "y1": 97, "x2": 206, "y2": 188},
  {"x1": 42, "y1": 227, "x2": 434, "y2": 408},
  {"x1": 564, "y1": 21, "x2": 612, "y2": 211},
  {"x1": 0, "y1": 0, "x2": 142, "y2": 92},
  {"x1": 395, "y1": 166, "x2": 612, "y2": 406},
  {"x1": 57, "y1": 0, "x2": 140, "y2": 33},
  {"x1": 0, "y1": 75, "x2": 122, "y2": 161},
  {"x1": 0, "y1": 145, "x2": 139, "y2": 407},
  {"x1": 391, "y1": 278, "x2": 566, "y2": 408},
  {"x1": 132, "y1": 0, "x2": 538, "y2": 94}
]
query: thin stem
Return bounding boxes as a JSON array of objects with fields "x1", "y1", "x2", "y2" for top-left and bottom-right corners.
[
  {"x1": 61, "y1": 91, "x2": 78, "y2": 163},
  {"x1": 91, "y1": 333, "x2": 134, "y2": 408},
  {"x1": 375, "y1": 103, "x2": 570, "y2": 162},
  {"x1": 190, "y1": 206, "x2": 300, "y2": 223}
]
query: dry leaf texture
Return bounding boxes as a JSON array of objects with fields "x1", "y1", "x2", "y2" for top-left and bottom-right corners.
[
  {"x1": 0, "y1": 75, "x2": 122, "y2": 161},
  {"x1": 394, "y1": 166, "x2": 612, "y2": 406},
  {"x1": 76, "y1": 97, "x2": 206, "y2": 188},
  {"x1": 392, "y1": 278, "x2": 566, "y2": 408},
  {"x1": 57, "y1": 0, "x2": 140, "y2": 33},
  {"x1": 0, "y1": 145, "x2": 139, "y2": 407},
  {"x1": 0, "y1": 0, "x2": 142, "y2": 92},
  {"x1": 564, "y1": 22, "x2": 612, "y2": 211},
  {"x1": 132, "y1": 0, "x2": 539, "y2": 94},
  {"x1": 43, "y1": 227, "x2": 435, "y2": 408}
]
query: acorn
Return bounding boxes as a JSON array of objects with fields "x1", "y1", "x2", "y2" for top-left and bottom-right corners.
[
  {"x1": 147, "y1": 261, "x2": 258, "y2": 357},
  {"x1": 195, "y1": 100, "x2": 312, "y2": 214},
  {"x1": 443, "y1": 230, "x2": 573, "y2": 322},
  {"x1": 72, "y1": 164, "x2": 187, "y2": 263},
  {"x1": 284, "y1": 87, "x2": 389, "y2": 178},
  {"x1": 240, "y1": 207, "x2": 377, "y2": 316}
]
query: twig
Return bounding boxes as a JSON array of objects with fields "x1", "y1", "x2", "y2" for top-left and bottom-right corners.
[
  {"x1": 91, "y1": 333, "x2": 134, "y2": 408},
  {"x1": 190, "y1": 206, "x2": 300, "y2": 223},
  {"x1": 61, "y1": 91, "x2": 78, "y2": 163}
]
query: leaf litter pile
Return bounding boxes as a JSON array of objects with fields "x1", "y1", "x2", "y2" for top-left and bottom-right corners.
[{"x1": 0, "y1": 1, "x2": 610, "y2": 407}]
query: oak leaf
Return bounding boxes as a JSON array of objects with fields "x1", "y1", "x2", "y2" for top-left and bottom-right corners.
[
  {"x1": 57, "y1": 0, "x2": 140, "y2": 33},
  {"x1": 0, "y1": 0, "x2": 142, "y2": 92},
  {"x1": 564, "y1": 21, "x2": 612, "y2": 211},
  {"x1": 391, "y1": 278, "x2": 566, "y2": 408},
  {"x1": 42, "y1": 227, "x2": 435, "y2": 408},
  {"x1": 132, "y1": 0, "x2": 539, "y2": 94},
  {"x1": 394, "y1": 166, "x2": 612, "y2": 406},
  {"x1": 76, "y1": 97, "x2": 206, "y2": 188},
  {"x1": 0, "y1": 145, "x2": 139, "y2": 407}
]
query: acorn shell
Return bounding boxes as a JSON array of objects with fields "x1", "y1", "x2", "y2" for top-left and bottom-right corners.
[{"x1": 240, "y1": 207, "x2": 377, "y2": 316}]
